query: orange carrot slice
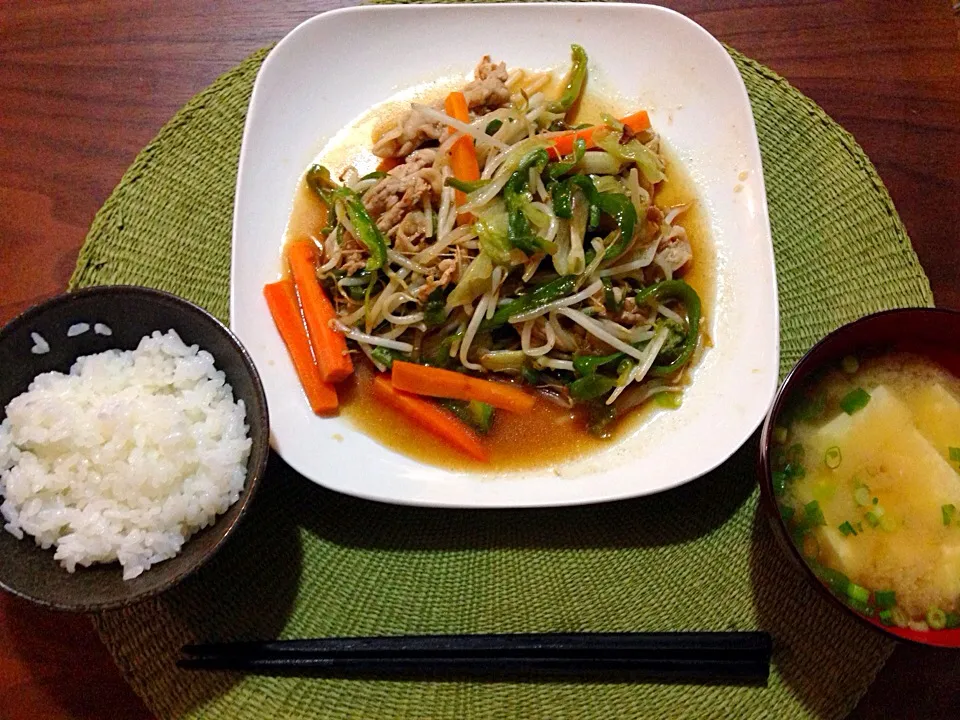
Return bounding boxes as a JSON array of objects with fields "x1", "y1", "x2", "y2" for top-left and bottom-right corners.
[
  {"x1": 372, "y1": 375, "x2": 489, "y2": 462},
  {"x1": 286, "y1": 241, "x2": 354, "y2": 383},
  {"x1": 547, "y1": 110, "x2": 651, "y2": 160},
  {"x1": 444, "y1": 91, "x2": 481, "y2": 225},
  {"x1": 263, "y1": 280, "x2": 338, "y2": 414},
  {"x1": 391, "y1": 361, "x2": 535, "y2": 414}
]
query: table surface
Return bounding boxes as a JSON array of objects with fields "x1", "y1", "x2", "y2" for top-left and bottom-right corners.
[{"x1": 1, "y1": 1, "x2": 958, "y2": 718}]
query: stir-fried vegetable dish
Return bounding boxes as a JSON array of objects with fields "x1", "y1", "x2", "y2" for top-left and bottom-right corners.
[{"x1": 265, "y1": 46, "x2": 707, "y2": 462}]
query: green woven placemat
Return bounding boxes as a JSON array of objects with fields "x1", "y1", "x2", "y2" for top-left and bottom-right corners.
[{"x1": 69, "y1": 27, "x2": 932, "y2": 720}]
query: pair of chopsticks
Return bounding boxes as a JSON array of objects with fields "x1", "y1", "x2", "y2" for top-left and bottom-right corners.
[{"x1": 180, "y1": 632, "x2": 772, "y2": 684}]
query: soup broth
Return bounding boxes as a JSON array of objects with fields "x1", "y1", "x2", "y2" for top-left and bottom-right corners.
[{"x1": 775, "y1": 351, "x2": 960, "y2": 629}]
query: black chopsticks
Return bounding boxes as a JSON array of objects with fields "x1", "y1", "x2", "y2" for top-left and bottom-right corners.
[{"x1": 179, "y1": 632, "x2": 771, "y2": 684}]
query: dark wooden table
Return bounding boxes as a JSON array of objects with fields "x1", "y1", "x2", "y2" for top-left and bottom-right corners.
[{"x1": 1, "y1": 1, "x2": 958, "y2": 718}]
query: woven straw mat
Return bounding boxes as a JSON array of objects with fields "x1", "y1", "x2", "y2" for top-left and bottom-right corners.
[{"x1": 69, "y1": 24, "x2": 932, "y2": 720}]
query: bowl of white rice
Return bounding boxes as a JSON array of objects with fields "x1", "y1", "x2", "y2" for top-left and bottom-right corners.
[{"x1": 0, "y1": 286, "x2": 269, "y2": 611}]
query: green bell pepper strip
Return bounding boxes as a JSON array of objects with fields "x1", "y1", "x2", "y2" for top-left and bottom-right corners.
[
  {"x1": 562, "y1": 174, "x2": 637, "y2": 261},
  {"x1": 634, "y1": 280, "x2": 702, "y2": 376},
  {"x1": 502, "y1": 148, "x2": 555, "y2": 255},
  {"x1": 545, "y1": 137, "x2": 587, "y2": 181},
  {"x1": 573, "y1": 351, "x2": 622, "y2": 377},
  {"x1": 446, "y1": 177, "x2": 490, "y2": 193},
  {"x1": 569, "y1": 373, "x2": 616, "y2": 401},
  {"x1": 304, "y1": 164, "x2": 389, "y2": 271},
  {"x1": 480, "y1": 275, "x2": 576, "y2": 331},
  {"x1": 546, "y1": 44, "x2": 588, "y2": 114}
]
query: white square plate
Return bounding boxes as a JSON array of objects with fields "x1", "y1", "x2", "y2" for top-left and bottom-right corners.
[{"x1": 231, "y1": 2, "x2": 779, "y2": 508}]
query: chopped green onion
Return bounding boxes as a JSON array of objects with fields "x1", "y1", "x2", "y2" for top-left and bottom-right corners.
[
  {"x1": 824, "y1": 446, "x2": 842, "y2": 469},
  {"x1": 890, "y1": 607, "x2": 909, "y2": 628},
  {"x1": 779, "y1": 504, "x2": 795, "y2": 523},
  {"x1": 773, "y1": 426, "x2": 788, "y2": 444},
  {"x1": 841, "y1": 355, "x2": 859, "y2": 374},
  {"x1": 772, "y1": 471, "x2": 788, "y2": 496},
  {"x1": 847, "y1": 583, "x2": 870, "y2": 604},
  {"x1": 874, "y1": 590, "x2": 896, "y2": 609},
  {"x1": 847, "y1": 597, "x2": 874, "y2": 617},
  {"x1": 872, "y1": 497, "x2": 879, "y2": 505},
  {"x1": 879, "y1": 515, "x2": 897, "y2": 532},
  {"x1": 854, "y1": 486, "x2": 871, "y2": 506},
  {"x1": 926, "y1": 607, "x2": 947, "y2": 630},
  {"x1": 804, "y1": 500, "x2": 826, "y2": 528},
  {"x1": 865, "y1": 511, "x2": 881, "y2": 528},
  {"x1": 946, "y1": 612, "x2": 960, "y2": 629},
  {"x1": 838, "y1": 521, "x2": 858, "y2": 537},
  {"x1": 840, "y1": 387, "x2": 871, "y2": 415},
  {"x1": 878, "y1": 609, "x2": 895, "y2": 626},
  {"x1": 817, "y1": 566, "x2": 850, "y2": 595},
  {"x1": 785, "y1": 463, "x2": 806, "y2": 481},
  {"x1": 942, "y1": 504, "x2": 956, "y2": 526},
  {"x1": 950, "y1": 446, "x2": 960, "y2": 462}
]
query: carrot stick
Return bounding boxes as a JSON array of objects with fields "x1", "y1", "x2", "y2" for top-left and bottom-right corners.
[
  {"x1": 263, "y1": 280, "x2": 339, "y2": 414},
  {"x1": 376, "y1": 156, "x2": 402, "y2": 173},
  {"x1": 372, "y1": 375, "x2": 489, "y2": 462},
  {"x1": 547, "y1": 110, "x2": 651, "y2": 160},
  {"x1": 286, "y1": 241, "x2": 354, "y2": 383},
  {"x1": 391, "y1": 361, "x2": 535, "y2": 414},
  {"x1": 444, "y1": 91, "x2": 480, "y2": 225}
]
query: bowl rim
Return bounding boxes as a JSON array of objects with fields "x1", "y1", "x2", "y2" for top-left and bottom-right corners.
[
  {"x1": 0, "y1": 284, "x2": 271, "y2": 612},
  {"x1": 757, "y1": 306, "x2": 960, "y2": 648}
]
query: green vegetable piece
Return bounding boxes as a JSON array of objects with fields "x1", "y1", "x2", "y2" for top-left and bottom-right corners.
[
  {"x1": 841, "y1": 355, "x2": 859, "y2": 374},
  {"x1": 481, "y1": 276, "x2": 577, "y2": 331},
  {"x1": 772, "y1": 471, "x2": 789, "y2": 496},
  {"x1": 824, "y1": 446, "x2": 842, "y2": 469},
  {"x1": 838, "y1": 521, "x2": 857, "y2": 537},
  {"x1": 772, "y1": 426, "x2": 788, "y2": 444},
  {"x1": 520, "y1": 365, "x2": 541, "y2": 386},
  {"x1": 485, "y1": 119, "x2": 503, "y2": 135},
  {"x1": 942, "y1": 504, "x2": 956, "y2": 526},
  {"x1": 874, "y1": 590, "x2": 896, "y2": 609},
  {"x1": 945, "y1": 612, "x2": 960, "y2": 629},
  {"x1": 784, "y1": 463, "x2": 806, "y2": 482},
  {"x1": 587, "y1": 403, "x2": 617, "y2": 438},
  {"x1": 502, "y1": 149, "x2": 556, "y2": 256},
  {"x1": 592, "y1": 129, "x2": 665, "y2": 184},
  {"x1": 950, "y1": 446, "x2": 960, "y2": 462},
  {"x1": 601, "y1": 277, "x2": 621, "y2": 314},
  {"x1": 779, "y1": 504, "x2": 795, "y2": 523},
  {"x1": 927, "y1": 606, "x2": 947, "y2": 630},
  {"x1": 890, "y1": 607, "x2": 909, "y2": 627},
  {"x1": 573, "y1": 352, "x2": 622, "y2": 377},
  {"x1": 546, "y1": 44, "x2": 588, "y2": 114},
  {"x1": 865, "y1": 511, "x2": 881, "y2": 528},
  {"x1": 839, "y1": 387, "x2": 871, "y2": 415},
  {"x1": 305, "y1": 166, "x2": 388, "y2": 272},
  {"x1": 634, "y1": 281, "x2": 702, "y2": 376},
  {"x1": 468, "y1": 401, "x2": 495, "y2": 434},
  {"x1": 655, "y1": 391, "x2": 682, "y2": 409},
  {"x1": 817, "y1": 566, "x2": 850, "y2": 595},
  {"x1": 878, "y1": 609, "x2": 895, "y2": 626},
  {"x1": 423, "y1": 288, "x2": 448, "y2": 328},
  {"x1": 588, "y1": 203, "x2": 601, "y2": 230},
  {"x1": 568, "y1": 374, "x2": 617, "y2": 401},
  {"x1": 854, "y1": 486, "x2": 872, "y2": 507},
  {"x1": 445, "y1": 177, "x2": 490, "y2": 194},
  {"x1": 561, "y1": 174, "x2": 637, "y2": 260},
  {"x1": 359, "y1": 170, "x2": 387, "y2": 181},
  {"x1": 847, "y1": 583, "x2": 870, "y2": 604},
  {"x1": 370, "y1": 346, "x2": 405, "y2": 370},
  {"x1": 804, "y1": 500, "x2": 826, "y2": 528},
  {"x1": 546, "y1": 137, "x2": 587, "y2": 181}
]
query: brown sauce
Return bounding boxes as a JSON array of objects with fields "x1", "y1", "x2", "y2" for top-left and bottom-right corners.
[{"x1": 282, "y1": 81, "x2": 714, "y2": 472}]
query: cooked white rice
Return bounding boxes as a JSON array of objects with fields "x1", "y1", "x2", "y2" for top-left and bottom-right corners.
[{"x1": 0, "y1": 329, "x2": 251, "y2": 580}]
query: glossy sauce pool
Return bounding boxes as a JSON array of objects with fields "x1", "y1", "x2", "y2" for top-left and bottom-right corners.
[{"x1": 283, "y1": 75, "x2": 715, "y2": 471}]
